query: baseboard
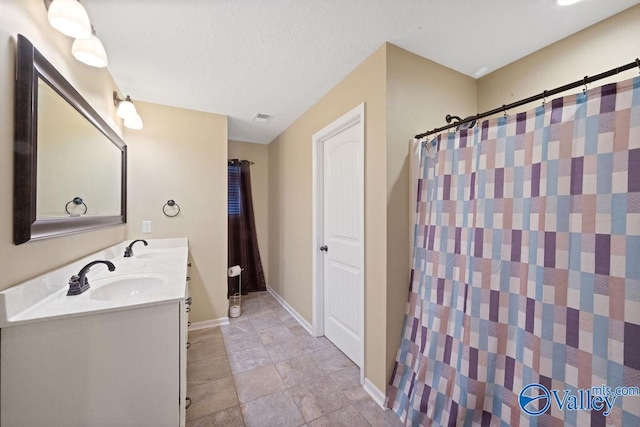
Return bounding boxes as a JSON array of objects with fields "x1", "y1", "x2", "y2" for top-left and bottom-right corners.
[
  {"x1": 189, "y1": 317, "x2": 230, "y2": 331},
  {"x1": 364, "y1": 378, "x2": 387, "y2": 409},
  {"x1": 267, "y1": 285, "x2": 314, "y2": 335}
]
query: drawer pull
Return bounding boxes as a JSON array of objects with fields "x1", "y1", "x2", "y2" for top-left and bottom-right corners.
[
  {"x1": 186, "y1": 306, "x2": 191, "y2": 313},
  {"x1": 187, "y1": 321, "x2": 191, "y2": 327},
  {"x1": 185, "y1": 397, "x2": 191, "y2": 410},
  {"x1": 187, "y1": 262, "x2": 192, "y2": 267},
  {"x1": 186, "y1": 276, "x2": 191, "y2": 281},
  {"x1": 185, "y1": 297, "x2": 192, "y2": 305},
  {"x1": 186, "y1": 341, "x2": 191, "y2": 349}
]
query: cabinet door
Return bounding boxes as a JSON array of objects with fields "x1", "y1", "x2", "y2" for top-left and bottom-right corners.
[{"x1": 1, "y1": 304, "x2": 181, "y2": 427}]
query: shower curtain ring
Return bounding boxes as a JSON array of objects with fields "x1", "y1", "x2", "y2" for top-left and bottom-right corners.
[
  {"x1": 583, "y1": 76, "x2": 589, "y2": 94},
  {"x1": 542, "y1": 90, "x2": 547, "y2": 107},
  {"x1": 636, "y1": 58, "x2": 640, "y2": 74},
  {"x1": 502, "y1": 105, "x2": 508, "y2": 119}
]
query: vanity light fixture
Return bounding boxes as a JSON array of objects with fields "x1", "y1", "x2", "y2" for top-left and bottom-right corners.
[
  {"x1": 71, "y1": 25, "x2": 108, "y2": 68},
  {"x1": 114, "y1": 93, "x2": 137, "y2": 119},
  {"x1": 44, "y1": 0, "x2": 108, "y2": 68},
  {"x1": 46, "y1": 0, "x2": 92, "y2": 39},
  {"x1": 113, "y1": 91, "x2": 144, "y2": 130}
]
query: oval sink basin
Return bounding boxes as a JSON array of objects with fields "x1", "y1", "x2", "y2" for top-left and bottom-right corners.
[{"x1": 90, "y1": 274, "x2": 170, "y2": 301}]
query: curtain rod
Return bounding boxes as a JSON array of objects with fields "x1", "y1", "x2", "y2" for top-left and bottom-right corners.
[
  {"x1": 228, "y1": 159, "x2": 255, "y2": 165},
  {"x1": 415, "y1": 58, "x2": 640, "y2": 139}
]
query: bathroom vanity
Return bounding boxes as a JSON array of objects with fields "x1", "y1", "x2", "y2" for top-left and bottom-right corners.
[{"x1": 0, "y1": 238, "x2": 190, "y2": 427}]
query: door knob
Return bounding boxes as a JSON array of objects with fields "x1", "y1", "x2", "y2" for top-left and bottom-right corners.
[{"x1": 320, "y1": 245, "x2": 328, "y2": 252}]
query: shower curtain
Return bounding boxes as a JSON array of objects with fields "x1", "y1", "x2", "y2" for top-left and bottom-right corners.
[{"x1": 386, "y1": 76, "x2": 640, "y2": 426}]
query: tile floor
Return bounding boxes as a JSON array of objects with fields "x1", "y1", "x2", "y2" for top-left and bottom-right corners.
[{"x1": 186, "y1": 291, "x2": 404, "y2": 427}]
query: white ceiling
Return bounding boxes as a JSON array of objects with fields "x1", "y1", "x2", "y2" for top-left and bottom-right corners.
[{"x1": 82, "y1": 0, "x2": 640, "y2": 144}]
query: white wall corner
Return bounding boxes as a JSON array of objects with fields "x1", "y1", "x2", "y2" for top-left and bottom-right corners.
[
  {"x1": 267, "y1": 285, "x2": 314, "y2": 335},
  {"x1": 189, "y1": 317, "x2": 230, "y2": 331}
]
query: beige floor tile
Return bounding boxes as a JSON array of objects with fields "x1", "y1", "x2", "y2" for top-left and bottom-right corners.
[
  {"x1": 275, "y1": 353, "x2": 326, "y2": 387},
  {"x1": 277, "y1": 310, "x2": 294, "y2": 322},
  {"x1": 259, "y1": 323, "x2": 296, "y2": 345},
  {"x1": 307, "y1": 405, "x2": 370, "y2": 427},
  {"x1": 298, "y1": 334, "x2": 334, "y2": 352},
  {"x1": 223, "y1": 331, "x2": 264, "y2": 354},
  {"x1": 288, "y1": 323, "x2": 310, "y2": 336},
  {"x1": 220, "y1": 318, "x2": 254, "y2": 337},
  {"x1": 227, "y1": 343, "x2": 272, "y2": 374},
  {"x1": 186, "y1": 405, "x2": 245, "y2": 427},
  {"x1": 184, "y1": 292, "x2": 394, "y2": 427},
  {"x1": 265, "y1": 337, "x2": 308, "y2": 363},
  {"x1": 312, "y1": 346, "x2": 355, "y2": 373},
  {"x1": 240, "y1": 390, "x2": 305, "y2": 427},
  {"x1": 186, "y1": 376, "x2": 238, "y2": 422},
  {"x1": 288, "y1": 376, "x2": 350, "y2": 422},
  {"x1": 240, "y1": 303, "x2": 266, "y2": 317},
  {"x1": 188, "y1": 326, "x2": 222, "y2": 344},
  {"x1": 328, "y1": 365, "x2": 370, "y2": 401},
  {"x1": 189, "y1": 337, "x2": 226, "y2": 362},
  {"x1": 352, "y1": 398, "x2": 404, "y2": 427},
  {"x1": 234, "y1": 364, "x2": 286, "y2": 403},
  {"x1": 342, "y1": 385, "x2": 372, "y2": 401},
  {"x1": 249, "y1": 314, "x2": 284, "y2": 332},
  {"x1": 328, "y1": 365, "x2": 362, "y2": 389},
  {"x1": 247, "y1": 307, "x2": 278, "y2": 319},
  {"x1": 187, "y1": 354, "x2": 231, "y2": 385}
]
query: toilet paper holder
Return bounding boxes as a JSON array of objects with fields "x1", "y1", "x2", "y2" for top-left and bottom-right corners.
[{"x1": 228, "y1": 265, "x2": 243, "y2": 317}]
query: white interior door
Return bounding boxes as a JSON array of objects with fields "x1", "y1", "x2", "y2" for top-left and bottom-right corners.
[{"x1": 322, "y1": 121, "x2": 363, "y2": 367}]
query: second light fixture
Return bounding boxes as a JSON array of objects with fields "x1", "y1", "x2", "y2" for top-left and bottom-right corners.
[{"x1": 114, "y1": 92, "x2": 144, "y2": 130}]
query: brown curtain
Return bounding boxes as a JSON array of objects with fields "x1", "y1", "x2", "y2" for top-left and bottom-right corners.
[{"x1": 228, "y1": 159, "x2": 266, "y2": 297}]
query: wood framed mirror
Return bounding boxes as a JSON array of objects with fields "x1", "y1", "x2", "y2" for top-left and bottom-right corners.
[{"x1": 14, "y1": 34, "x2": 127, "y2": 245}]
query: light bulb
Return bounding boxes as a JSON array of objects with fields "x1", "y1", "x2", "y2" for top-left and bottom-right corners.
[
  {"x1": 116, "y1": 96, "x2": 137, "y2": 119},
  {"x1": 48, "y1": 0, "x2": 92, "y2": 39},
  {"x1": 124, "y1": 113, "x2": 143, "y2": 130},
  {"x1": 72, "y1": 34, "x2": 108, "y2": 68}
]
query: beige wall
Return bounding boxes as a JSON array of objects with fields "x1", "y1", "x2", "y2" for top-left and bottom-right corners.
[
  {"x1": 228, "y1": 140, "x2": 269, "y2": 283},
  {"x1": 478, "y1": 4, "x2": 640, "y2": 114},
  {"x1": 268, "y1": 44, "x2": 389, "y2": 387},
  {"x1": 0, "y1": 2, "x2": 125, "y2": 291},
  {"x1": 385, "y1": 44, "x2": 477, "y2": 384},
  {"x1": 268, "y1": 43, "x2": 478, "y2": 390},
  {"x1": 125, "y1": 102, "x2": 228, "y2": 323}
]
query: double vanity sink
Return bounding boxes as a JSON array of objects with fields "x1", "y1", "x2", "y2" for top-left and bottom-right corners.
[
  {"x1": 0, "y1": 238, "x2": 191, "y2": 427},
  {"x1": 0, "y1": 238, "x2": 188, "y2": 326}
]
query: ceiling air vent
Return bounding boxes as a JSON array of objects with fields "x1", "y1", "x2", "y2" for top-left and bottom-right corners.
[{"x1": 253, "y1": 113, "x2": 273, "y2": 123}]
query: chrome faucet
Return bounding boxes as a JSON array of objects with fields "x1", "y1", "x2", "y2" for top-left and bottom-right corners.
[
  {"x1": 124, "y1": 239, "x2": 148, "y2": 257},
  {"x1": 68, "y1": 260, "x2": 116, "y2": 296}
]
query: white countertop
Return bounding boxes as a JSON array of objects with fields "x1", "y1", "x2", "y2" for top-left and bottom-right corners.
[{"x1": 0, "y1": 238, "x2": 189, "y2": 328}]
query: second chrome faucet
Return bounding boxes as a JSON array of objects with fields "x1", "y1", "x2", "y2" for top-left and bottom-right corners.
[{"x1": 124, "y1": 239, "x2": 148, "y2": 257}]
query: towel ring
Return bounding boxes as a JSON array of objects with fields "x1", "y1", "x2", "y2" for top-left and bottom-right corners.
[
  {"x1": 163, "y1": 199, "x2": 181, "y2": 217},
  {"x1": 65, "y1": 197, "x2": 87, "y2": 215}
]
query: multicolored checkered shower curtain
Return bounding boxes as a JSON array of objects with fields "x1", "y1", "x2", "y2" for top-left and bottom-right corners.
[{"x1": 386, "y1": 76, "x2": 640, "y2": 426}]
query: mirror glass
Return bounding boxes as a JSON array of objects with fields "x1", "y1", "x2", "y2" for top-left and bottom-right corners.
[
  {"x1": 14, "y1": 35, "x2": 127, "y2": 245},
  {"x1": 36, "y1": 79, "x2": 122, "y2": 218}
]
